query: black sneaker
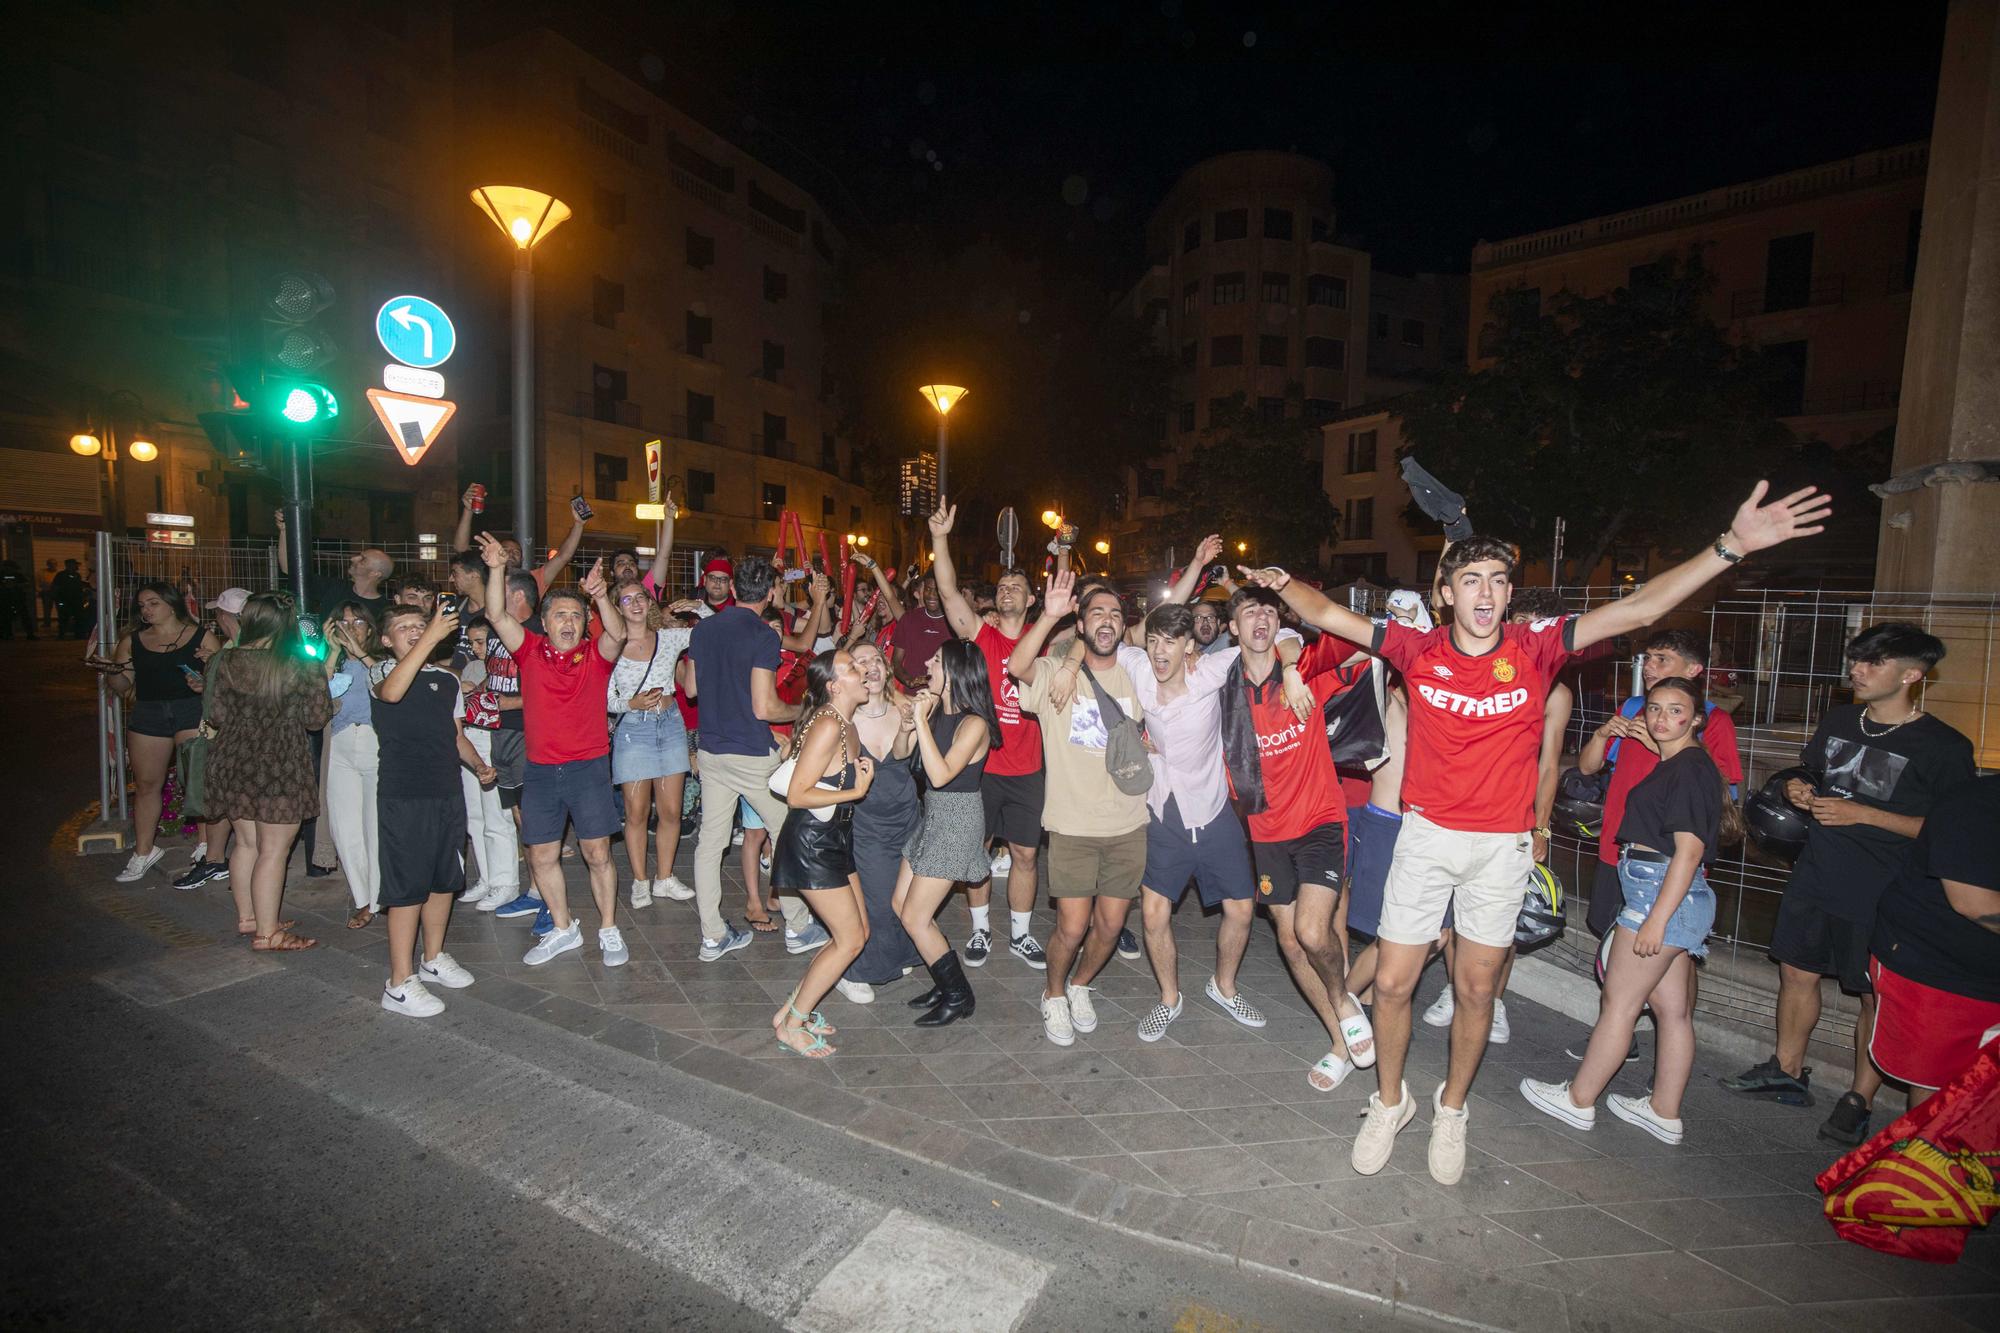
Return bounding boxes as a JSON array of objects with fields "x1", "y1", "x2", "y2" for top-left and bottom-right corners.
[
  {"x1": 964, "y1": 928, "x2": 992, "y2": 967},
  {"x1": 1564, "y1": 1037, "x2": 1642, "y2": 1063},
  {"x1": 1720, "y1": 1056, "x2": 1815, "y2": 1107},
  {"x1": 1116, "y1": 927, "x2": 1142, "y2": 961},
  {"x1": 1819, "y1": 1091, "x2": 1872, "y2": 1146},
  {"x1": 1010, "y1": 934, "x2": 1047, "y2": 971},
  {"x1": 172, "y1": 860, "x2": 228, "y2": 891}
]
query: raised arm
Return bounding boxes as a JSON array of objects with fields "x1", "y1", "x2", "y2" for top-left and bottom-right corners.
[
  {"x1": 474, "y1": 533, "x2": 525, "y2": 653},
  {"x1": 453, "y1": 486, "x2": 478, "y2": 554},
  {"x1": 646, "y1": 508, "x2": 675, "y2": 590},
  {"x1": 853, "y1": 553, "x2": 904, "y2": 622},
  {"x1": 583, "y1": 559, "x2": 626, "y2": 661},
  {"x1": 537, "y1": 510, "x2": 587, "y2": 586},
  {"x1": 274, "y1": 508, "x2": 290, "y2": 575},
  {"x1": 1572, "y1": 482, "x2": 1830, "y2": 651},
  {"x1": 928, "y1": 499, "x2": 983, "y2": 640},
  {"x1": 1236, "y1": 564, "x2": 1380, "y2": 646},
  {"x1": 1007, "y1": 568, "x2": 1076, "y2": 685},
  {"x1": 1163, "y1": 534, "x2": 1223, "y2": 606},
  {"x1": 376, "y1": 608, "x2": 460, "y2": 704},
  {"x1": 780, "y1": 573, "x2": 829, "y2": 651}
]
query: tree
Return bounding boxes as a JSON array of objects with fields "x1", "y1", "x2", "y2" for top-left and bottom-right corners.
[
  {"x1": 1396, "y1": 252, "x2": 1793, "y2": 580},
  {"x1": 1173, "y1": 393, "x2": 1340, "y2": 575}
]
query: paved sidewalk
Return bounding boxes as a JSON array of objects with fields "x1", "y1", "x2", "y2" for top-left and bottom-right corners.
[{"x1": 134, "y1": 835, "x2": 2000, "y2": 1331}]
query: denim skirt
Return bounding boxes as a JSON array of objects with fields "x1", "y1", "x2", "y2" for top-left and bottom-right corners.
[{"x1": 611, "y1": 709, "x2": 691, "y2": 784}]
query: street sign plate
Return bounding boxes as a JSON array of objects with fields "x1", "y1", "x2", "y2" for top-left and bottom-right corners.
[
  {"x1": 383, "y1": 363, "x2": 445, "y2": 398},
  {"x1": 374, "y1": 294, "x2": 457, "y2": 369},
  {"x1": 365, "y1": 388, "x2": 457, "y2": 465}
]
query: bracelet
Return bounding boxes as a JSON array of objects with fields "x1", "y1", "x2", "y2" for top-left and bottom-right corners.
[
  {"x1": 1534, "y1": 825, "x2": 1552, "y2": 838},
  {"x1": 1712, "y1": 532, "x2": 1744, "y2": 564}
]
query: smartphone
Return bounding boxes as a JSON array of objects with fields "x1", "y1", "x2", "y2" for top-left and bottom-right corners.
[
  {"x1": 437, "y1": 593, "x2": 461, "y2": 618},
  {"x1": 781, "y1": 568, "x2": 809, "y2": 583},
  {"x1": 180, "y1": 664, "x2": 204, "y2": 686},
  {"x1": 570, "y1": 495, "x2": 594, "y2": 522},
  {"x1": 1208, "y1": 564, "x2": 1227, "y2": 582}
]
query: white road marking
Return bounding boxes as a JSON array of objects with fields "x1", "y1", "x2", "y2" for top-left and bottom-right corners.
[{"x1": 790, "y1": 1207, "x2": 1049, "y2": 1333}]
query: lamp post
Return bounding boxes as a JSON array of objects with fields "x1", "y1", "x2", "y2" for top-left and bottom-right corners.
[
  {"x1": 70, "y1": 388, "x2": 157, "y2": 537},
  {"x1": 1093, "y1": 538, "x2": 1111, "y2": 576},
  {"x1": 917, "y1": 384, "x2": 967, "y2": 501},
  {"x1": 472, "y1": 185, "x2": 572, "y2": 557}
]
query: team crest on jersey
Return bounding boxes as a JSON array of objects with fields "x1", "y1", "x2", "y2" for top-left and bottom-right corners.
[{"x1": 1492, "y1": 658, "x2": 1516, "y2": 684}]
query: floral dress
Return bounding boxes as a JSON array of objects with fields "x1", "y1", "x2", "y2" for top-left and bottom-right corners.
[{"x1": 203, "y1": 649, "x2": 340, "y2": 823}]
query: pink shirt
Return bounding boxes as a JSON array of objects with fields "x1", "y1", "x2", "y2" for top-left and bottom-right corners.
[{"x1": 1112, "y1": 642, "x2": 1243, "y2": 829}]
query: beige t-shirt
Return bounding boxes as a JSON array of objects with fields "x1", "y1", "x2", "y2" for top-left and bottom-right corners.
[{"x1": 1017, "y1": 654, "x2": 1148, "y2": 838}]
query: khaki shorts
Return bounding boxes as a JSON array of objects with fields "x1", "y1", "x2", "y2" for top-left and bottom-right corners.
[
  {"x1": 1047, "y1": 828, "x2": 1146, "y2": 900},
  {"x1": 1377, "y1": 811, "x2": 1530, "y2": 949}
]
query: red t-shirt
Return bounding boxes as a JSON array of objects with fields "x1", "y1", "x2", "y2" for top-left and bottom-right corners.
[
  {"x1": 1376, "y1": 616, "x2": 1576, "y2": 833},
  {"x1": 891, "y1": 608, "x2": 953, "y2": 678},
  {"x1": 974, "y1": 621, "x2": 1042, "y2": 778},
  {"x1": 1596, "y1": 698, "x2": 1744, "y2": 864},
  {"x1": 516, "y1": 628, "x2": 616, "y2": 765},
  {"x1": 1239, "y1": 635, "x2": 1368, "y2": 843}
]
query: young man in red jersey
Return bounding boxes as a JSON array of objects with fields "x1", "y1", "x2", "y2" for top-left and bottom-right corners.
[{"x1": 1241, "y1": 480, "x2": 1830, "y2": 1185}]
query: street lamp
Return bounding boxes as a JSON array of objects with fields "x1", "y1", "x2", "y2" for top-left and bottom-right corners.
[
  {"x1": 472, "y1": 185, "x2": 572, "y2": 557},
  {"x1": 126, "y1": 436, "x2": 158, "y2": 462},
  {"x1": 70, "y1": 433, "x2": 102, "y2": 457},
  {"x1": 917, "y1": 384, "x2": 967, "y2": 499},
  {"x1": 1041, "y1": 509, "x2": 1062, "y2": 529},
  {"x1": 1093, "y1": 539, "x2": 1110, "y2": 555}
]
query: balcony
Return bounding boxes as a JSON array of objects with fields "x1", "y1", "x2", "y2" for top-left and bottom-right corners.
[
  {"x1": 753, "y1": 434, "x2": 797, "y2": 462},
  {"x1": 668, "y1": 415, "x2": 726, "y2": 446},
  {"x1": 1794, "y1": 379, "x2": 1900, "y2": 417},
  {"x1": 1729, "y1": 276, "x2": 1846, "y2": 320},
  {"x1": 567, "y1": 392, "x2": 644, "y2": 428}
]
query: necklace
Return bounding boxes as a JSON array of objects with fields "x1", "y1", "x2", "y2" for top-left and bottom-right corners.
[
  {"x1": 1858, "y1": 706, "x2": 1921, "y2": 737},
  {"x1": 860, "y1": 702, "x2": 890, "y2": 718}
]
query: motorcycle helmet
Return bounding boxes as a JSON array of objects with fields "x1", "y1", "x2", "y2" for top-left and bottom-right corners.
[
  {"x1": 1515, "y1": 863, "x2": 1565, "y2": 948},
  {"x1": 1745, "y1": 766, "x2": 1817, "y2": 862}
]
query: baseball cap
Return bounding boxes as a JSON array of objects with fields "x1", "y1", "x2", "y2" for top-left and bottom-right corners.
[
  {"x1": 701, "y1": 557, "x2": 734, "y2": 577},
  {"x1": 206, "y1": 588, "x2": 250, "y2": 614}
]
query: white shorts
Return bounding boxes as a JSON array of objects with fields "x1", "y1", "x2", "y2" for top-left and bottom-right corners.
[{"x1": 1376, "y1": 811, "x2": 1530, "y2": 949}]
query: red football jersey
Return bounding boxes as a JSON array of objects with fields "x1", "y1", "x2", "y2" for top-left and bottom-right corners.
[
  {"x1": 1240, "y1": 635, "x2": 1367, "y2": 843},
  {"x1": 1376, "y1": 617, "x2": 1576, "y2": 833},
  {"x1": 974, "y1": 621, "x2": 1042, "y2": 778}
]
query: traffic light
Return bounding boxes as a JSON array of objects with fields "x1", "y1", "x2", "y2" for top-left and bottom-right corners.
[{"x1": 260, "y1": 270, "x2": 338, "y2": 432}]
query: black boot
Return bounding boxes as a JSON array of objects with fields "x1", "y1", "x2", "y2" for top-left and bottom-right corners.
[{"x1": 914, "y1": 950, "x2": 975, "y2": 1027}]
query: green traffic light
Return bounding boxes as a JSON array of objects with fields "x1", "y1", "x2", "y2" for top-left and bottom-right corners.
[{"x1": 273, "y1": 382, "x2": 338, "y2": 428}]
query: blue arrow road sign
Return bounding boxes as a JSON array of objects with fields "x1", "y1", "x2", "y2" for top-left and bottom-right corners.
[{"x1": 374, "y1": 294, "x2": 456, "y2": 369}]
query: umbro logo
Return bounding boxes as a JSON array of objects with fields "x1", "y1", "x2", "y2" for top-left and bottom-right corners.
[{"x1": 1431, "y1": 664, "x2": 1454, "y2": 679}]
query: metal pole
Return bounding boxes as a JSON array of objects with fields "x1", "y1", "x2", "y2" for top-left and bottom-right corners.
[
  {"x1": 512, "y1": 247, "x2": 536, "y2": 557},
  {"x1": 936, "y1": 416, "x2": 948, "y2": 504},
  {"x1": 93, "y1": 529, "x2": 116, "y2": 829},
  {"x1": 282, "y1": 436, "x2": 309, "y2": 607}
]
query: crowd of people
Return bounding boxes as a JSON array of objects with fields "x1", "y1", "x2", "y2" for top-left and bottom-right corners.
[{"x1": 87, "y1": 475, "x2": 2000, "y2": 1190}]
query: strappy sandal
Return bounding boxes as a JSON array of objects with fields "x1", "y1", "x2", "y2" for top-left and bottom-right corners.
[
  {"x1": 744, "y1": 907, "x2": 779, "y2": 933},
  {"x1": 1339, "y1": 993, "x2": 1376, "y2": 1068},
  {"x1": 789, "y1": 1003, "x2": 835, "y2": 1037},
  {"x1": 775, "y1": 1017, "x2": 834, "y2": 1059},
  {"x1": 238, "y1": 918, "x2": 296, "y2": 937},
  {"x1": 1309, "y1": 1050, "x2": 1355, "y2": 1092},
  {"x1": 347, "y1": 907, "x2": 375, "y2": 930},
  {"x1": 252, "y1": 929, "x2": 317, "y2": 952}
]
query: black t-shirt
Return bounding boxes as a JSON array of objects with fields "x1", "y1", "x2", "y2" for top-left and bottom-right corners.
[
  {"x1": 308, "y1": 573, "x2": 387, "y2": 620},
  {"x1": 1615, "y1": 746, "x2": 1724, "y2": 864},
  {"x1": 370, "y1": 662, "x2": 463, "y2": 797},
  {"x1": 1874, "y1": 775, "x2": 2000, "y2": 1002},
  {"x1": 1790, "y1": 708, "x2": 1977, "y2": 924}
]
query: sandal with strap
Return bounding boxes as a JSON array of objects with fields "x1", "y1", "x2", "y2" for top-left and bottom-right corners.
[
  {"x1": 1309, "y1": 1050, "x2": 1355, "y2": 1092},
  {"x1": 775, "y1": 1023, "x2": 833, "y2": 1059},
  {"x1": 790, "y1": 1003, "x2": 836, "y2": 1037},
  {"x1": 1340, "y1": 993, "x2": 1376, "y2": 1068},
  {"x1": 745, "y1": 907, "x2": 780, "y2": 933},
  {"x1": 238, "y1": 918, "x2": 296, "y2": 937},
  {"x1": 252, "y1": 929, "x2": 317, "y2": 952},
  {"x1": 347, "y1": 907, "x2": 375, "y2": 930}
]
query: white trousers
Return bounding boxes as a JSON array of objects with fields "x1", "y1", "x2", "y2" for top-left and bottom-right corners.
[
  {"x1": 324, "y1": 723, "x2": 380, "y2": 911},
  {"x1": 461, "y1": 728, "x2": 518, "y2": 895}
]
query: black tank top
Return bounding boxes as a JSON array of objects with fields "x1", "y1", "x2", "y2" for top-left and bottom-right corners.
[
  {"x1": 928, "y1": 709, "x2": 985, "y2": 793},
  {"x1": 132, "y1": 627, "x2": 202, "y2": 702}
]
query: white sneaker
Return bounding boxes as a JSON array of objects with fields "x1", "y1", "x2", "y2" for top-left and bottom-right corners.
[
  {"x1": 1607, "y1": 1092, "x2": 1684, "y2": 1145},
  {"x1": 524, "y1": 920, "x2": 582, "y2": 966},
  {"x1": 1429, "y1": 1084, "x2": 1471, "y2": 1185},
  {"x1": 652, "y1": 874, "x2": 695, "y2": 902},
  {"x1": 475, "y1": 882, "x2": 517, "y2": 912},
  {"x1": 989, "y1": 847, "x2": 1012, "y2": 879},
  {"x1": 1351, "y1": 1082, "x2": 1416, "y2": 1175},
  {"x1": 115, "y1": 847, "x2": 165, "y2": 883},
  {"x1": 458, "y1": 881, "x2": 487, "y2": 904},
  {"x1": 1066, "y1": 983, "x2": 1099, "y2": 1034},
  {"x1": 598, "y1": 927, "x2": 630, "y2": 967},
  {"x1": 1041, "y1": 994, "x2": 1075, "y2": 1047},
  {"x1": 1205, "y1": 976, "x2": 1267, "y2": 1028},
  {"x1": 418, "y1": 952, "x2": 476, "y2": 989},
  {"x1": 1519, "y1": 1077, "x2": 1596, "y2": 1131},
  {"x1": 835, "y1": 978, "x2": 876, "y2": 1004},
  {"x1": 1422, "y1": 987, "x2": 1455, "y2": 1027},
  {"x1": 1489, "y1": 998, "x2": 1511, "y2": 1045},
  {"x1": 382, "y1": 976, "x2": 445, "y2": 1017},
  {"x1": 629, "y1": 878, "x2": 653, "y2": 910}
]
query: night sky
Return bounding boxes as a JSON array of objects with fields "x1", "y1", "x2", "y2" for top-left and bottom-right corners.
[{"x1": 508, "y1": 0, "x2": 1950, "y2": 283}]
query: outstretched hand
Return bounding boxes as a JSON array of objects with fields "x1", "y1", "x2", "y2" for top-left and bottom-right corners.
[
  {"x1": 1193, "y1": 534, "x2": 1223, "y2": 568},
  {"x1": 1727, "y1": 482, "x2": 1832, "y2": 555},
  {"x1": 1041, "y1": 568, "x2": 1077, "y2": 621},
  {"x1": 580, "y1": 558, "x2": 608, "y2": 600},
  {"x1": 928, "y1": 500, "x2": 957, "y2": 537},
  {"x1": 474, "y1": 532, "x2": 509, "y2": 569},
  {"x1": 1237, "y1": 564, "x2": 1290, "y2": 591}
]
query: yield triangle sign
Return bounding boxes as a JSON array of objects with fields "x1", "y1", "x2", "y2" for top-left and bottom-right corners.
[{"x1": 366, "y1": 388, "x2": 457, "y2": 465}]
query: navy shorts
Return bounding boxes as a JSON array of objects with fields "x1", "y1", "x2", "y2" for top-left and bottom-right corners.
[
  {"x1": 1343, "y1": 803, "x2": 1402, "y2": 938},
  {"x1": 520, "y1": 754, "x2": 621, "y2": 846},
  {"x1": 377, "y1": 793, "x2": 468, "y2": 908},
  {"x1": 1252, "y1": 822, "x2": 1345, "y2": 908},
  {"x1": 1143, "y1": 796, "x2": 1254, "y2": 908}
]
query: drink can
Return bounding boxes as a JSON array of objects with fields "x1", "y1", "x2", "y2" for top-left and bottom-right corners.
[{"x1": 468, "y1": 483, "x2": 486, "y2": 514}]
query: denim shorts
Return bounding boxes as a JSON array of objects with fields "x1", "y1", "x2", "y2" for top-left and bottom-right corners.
[
  {"x1": 1615, "y1": 851, "x2": 1716, "y2": 960},
  {"x1": 611, "y1": 709, "x2": 691, "y2": 784}
]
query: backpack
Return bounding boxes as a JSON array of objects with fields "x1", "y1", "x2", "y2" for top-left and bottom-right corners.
[{"x1": 1078, "y1": 661, "x2": 1155, "y2": 798}]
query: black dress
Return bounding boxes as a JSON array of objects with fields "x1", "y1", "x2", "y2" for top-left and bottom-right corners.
[
  {"x1": 771, "y1": 759, "x2": 858, "y2": 891},
  {"x1": 847, "y1": 736, "x2": 924, "y2": 984}
]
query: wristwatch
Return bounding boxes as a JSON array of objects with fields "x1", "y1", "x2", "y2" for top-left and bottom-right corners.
[{"x1": 1712, "y1": 533, "x2": 1744, "y2": 564}]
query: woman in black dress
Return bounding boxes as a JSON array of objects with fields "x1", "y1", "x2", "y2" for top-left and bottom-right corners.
[
  {"x1": 836, "y1": 643, "x2": 924, "y2": 1003},
  {"x1": 770, "y1": 650, "x2": 875, "y2": 1058}
]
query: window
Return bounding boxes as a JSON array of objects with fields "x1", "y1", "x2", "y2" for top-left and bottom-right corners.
[
  {"x1": 1764, "y1": 233, "x2": 1814, "y2": 312},
  {"x1": 761, "y1": 411, "x2": 788, "y2": 456},
  {"x1": 1344, "y1": 497, "x2": 1375, "y2": 541},
  {"x1": 1181, "y1": 280, "x2": 1199, "y2": 315},
  {"x1": 1182, "y1": 218, "x2": 1200, "y2": 252},
  {"x1": 1213, "y1": 208, "x2": 1248, "y2": 242},
  {"x1": 684, "y1": 311, "x2": 712, "y2": 358},
  {"x1": 1179, "y1": 341, "x2": 1196, "y2": 371},
  {"x1": 592, "y1": 277, "x2": 624, "y2": 329},
  {"x1": 761, "y1": 340, "x2": 785, "y2": 380},
  {"x1": 1258, "y1": 396, "x2": 1286, "y2": 423},
  {"x1": 1263, "y1": 207, "x2": 1294, "y2": 240},
  {"x1": 1373, "y1": 310, "x2": 1390, "y2": 339},
  {"x1": 747, "y1": 180, "x2": 805, "y2": 233},
  {"x1": 1305, "y1": 336, "x2": 1345, "y2": 369},
  {"x1": 1212, "y1": 271, "x2": 1245, "y2": 304},
  {"x1": 1336, "y1": 552, "x2": 1388, "y2": 583},
  {"x1": 1904, "y1": 209, "x2": 1922, "y2": 291},
  {"x1": 1303, "y1": 398, "x2": 1341, "y2": 422},
  {"x1": 1210, "y1": 335, "x2": 1243, "y2": 367},
  {"x1": 1307, "y1": 275, "x2": 1347, "y2": 308},
  {"x1": 1261, "y1": 271, "x2": 1290, "y2": 304},
  {"x1": 1763, "y1": 339, "x2": 1809, "y2": 416},
  {"x1": 686, "y1": 469, "x2": 715, "y2": 512},
  {"x1": 592, "y1": 452, "x2": 628, "y2": 501},
  {"x1": 821, "y1": 433, "x2": 837, "y2": 471},
  {"x1": 685, "y1": 228, "x2": 714, "y2": 269},
  {"x1": 850, "y1": 504, "x2": 863, "y2": 527},
  {"x1": 1258, "y1": 335, "x2": 1287, "y2": 367},
  {"x1": 1346, "y1": 429, "x2": 1378, "y2": 474},
  {"x1": 821, "y1": 495, "x2": 835, "y2": 526},
  {"x1": 1310, "y1": 215, "x2": 1334, "y2": 243},
  {"x1": 684, "y1": 390, "x2": 715, "y2": 442},
  {"x1": 668, "y1": 133, "x2": 735, "y2": 192},
  {"x1": 1178, "y1": 402, "x2": 1196, "y2": 434},
  {"x1": 761, "y1": 483, "x2": 786, "y2": 520},
  {"x1": 591, "y1": 364, "x2": 627, "y2": 424},
  {"x1": 594, "y1": 186, "x2": 626, "y2": 229},
  {"x1": 1401, "y1": 318, "x2": 1425, "y2": 349},
  {"x1": 764, "y1": 267, "x2": 788, "y2": 302}
]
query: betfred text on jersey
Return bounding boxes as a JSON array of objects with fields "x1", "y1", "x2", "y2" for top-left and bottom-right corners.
[{"x1": 1414, "y1": 683, "x2": 1532, "y2": 718}]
